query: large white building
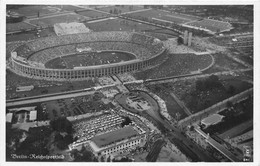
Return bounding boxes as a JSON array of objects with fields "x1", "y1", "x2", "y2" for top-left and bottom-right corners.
[
  {"x1": 88, "y1": 126, "x2": 146, "y2": 157},
  {"x1": 54, "y1": 22, "x2": 90, "y2": 36}
]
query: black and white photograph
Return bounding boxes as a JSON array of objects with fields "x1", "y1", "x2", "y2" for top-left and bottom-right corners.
[{"x1": 1, "y1": 0, "x2": 259, "y2": 165}]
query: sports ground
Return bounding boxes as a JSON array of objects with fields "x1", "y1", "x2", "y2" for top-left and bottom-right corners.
[
  {"x1": 45, "y1": 51, "x2": 136, "y2": 69},
  {"x1": 127, "y1": 9, "x2": 200, "y2": 24}
]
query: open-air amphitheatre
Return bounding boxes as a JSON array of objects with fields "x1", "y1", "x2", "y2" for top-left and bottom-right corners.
[{"x1": 9, "y1": 31, "x2": 165, "y2": 81}]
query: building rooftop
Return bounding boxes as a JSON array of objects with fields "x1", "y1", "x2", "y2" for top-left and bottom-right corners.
[
  {"x1": 91, "y1": 126, "x2": 138, "y2": 148},
  {"x1": 201, "y1": 114, "x2": 224, "y2": 127}
]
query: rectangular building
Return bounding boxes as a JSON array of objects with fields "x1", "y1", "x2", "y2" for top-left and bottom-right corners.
[{"x1": 89, "y1": 126, "x2": 146, "y2": 157}]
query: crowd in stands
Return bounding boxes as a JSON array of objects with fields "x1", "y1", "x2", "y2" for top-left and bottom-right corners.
[
  {"x1": 13, "y1": 31, "x2": 164, "y2": 65},
  {"x1": 186, "y1": 19, "x2": 232, "y2": 33},
  {"x1": 6, "y1": 41, "x2": 27, "y2": 60},
  {"x1": 135, "y1": 53, "x2": 213, "y2": 80},
  {"x1": 98, "y1": 76, "x2": 115, "y2": 86},
  {"x1": 72, "y1": 113, "x2": 125, "y2": 145},
  {"x1": 54, "y1": 22, "x2": 90, "y2": 36},
  {"x1": 117, "y1": 73, "x2": 136, "y2": 83}
]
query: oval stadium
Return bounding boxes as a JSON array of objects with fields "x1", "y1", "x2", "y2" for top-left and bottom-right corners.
[{"x1": 9, "y1": 31, "x2": 166, "y2": 81}]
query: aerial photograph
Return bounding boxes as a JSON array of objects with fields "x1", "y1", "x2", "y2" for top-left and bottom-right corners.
[{"x1": 4, "y1": 3, "x2": 255, "y2": 163}]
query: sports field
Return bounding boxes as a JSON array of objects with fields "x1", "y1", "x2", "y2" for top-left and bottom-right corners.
[
  {"x1": 97, "y1": 5, "x2": 144, "y2": 14},
  {"x1": 86, "y1": 18, "x2": 158, "y2": 32},
  {"x1": 185, "y1": 19, "x2": 233, "y2": 33},
  {"x1": 128, "y1": 9, "x2": 199, "y2": 24},
  {"x1": 29, "y1": 13, "x2": 88, "y2": 26},
  {"x1": 58, "y1": 5, "x2": 83, "y2": 11},
  {"x1": 8, "y1": 5, "x2": 64, "y2": 17},
  {"x1": 45, "y1": 51, "x2": 136, "y2": 69}
]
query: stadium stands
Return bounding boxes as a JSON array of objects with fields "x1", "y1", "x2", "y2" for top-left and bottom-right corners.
[
  {"x1": 186, "y1": 19, "x2": 232, "y2": 33},
  {"x1": 54, "y1": 22, "x2": 90, "y2": 36},
  {"x1": 9, "y1": 31, "x2": 165, "y2": 81}
]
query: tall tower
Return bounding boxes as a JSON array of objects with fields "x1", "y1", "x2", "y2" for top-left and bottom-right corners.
[
  {"x1": 183, "y1": 30, "x2": 188, "y2": 45},
  {"x1": 188, "y1": 32, "x2": 192, "y2": 46}
]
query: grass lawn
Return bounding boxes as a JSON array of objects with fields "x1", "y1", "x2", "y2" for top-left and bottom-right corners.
[
  {"x1": 29, "y1": 13, "x2": 88, "y2": 26},
  {"x1": 59, "y1": 5, "x2": 83, "y2": 11},
  {"x1": 128, "y1": 9, "x2": 199, "y2": 24},
  {"x1": 45, "y1": 51, "x2": 136, "y2": 69},
  {"x1": 9, "y1": 5, "x2": 64, "y2": 17},
  {"x1": 86, "y1": 18, "x2": 158, "y2": 32},
  {"x1": 204, "y1": 53, "x2": 247, "y2": 74},
  {"x1": 97, "y1": 5, "x2": 144, "y2": 14}
]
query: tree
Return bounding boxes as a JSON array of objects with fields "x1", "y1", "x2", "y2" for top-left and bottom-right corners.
[
  {"x1": 177, "y1": 37, "x2": 183, "y2": 45},
  {"x1": 64, "y1": 135, "x2": 73, "y2": 144},
  {"x1": 81, "y1": 150, "x2": 94, "y2": 162},
  {"x1": 121, "y1": 116, "x2": 132, "y2": 127},
  {"x1": 54, "y1": 133, "x2": 63, "y2": 142},
  {"x1": 50, "y1": 117, "x2": 73, "y2": 134},
  {"x1": 204, "y1": 75, "x2": 222, "y2": 90},
  {"x1": 227, "y1": 85, "x2": 236, "y2": 94},
  {"x1": 196, "y1": 80, "x2": 204, "y2": 91},
  {"x1": 226, "y1": 101, "x2": 234, "y2": 109},
  {"x1": 56, "y1": 140, "x2": 68, "y2": 150}
]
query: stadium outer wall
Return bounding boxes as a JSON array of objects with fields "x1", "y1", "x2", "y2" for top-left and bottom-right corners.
[{"x1": 9, "y1": 49, "x2": 166, "y2": 81}]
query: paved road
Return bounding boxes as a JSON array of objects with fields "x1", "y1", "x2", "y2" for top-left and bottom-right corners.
[
  {"x1": 113, "y1": 75, "x2": 217, "y2": 161},
  {"x1": 146, "y1": 68, "x2": 252, "y2": 85},
  {"x1": 141, "y1": 103, "x2": 217, "y2": 161},
  {"x1": 6, "y1": 90, "x2": 95, "y2": 107}
]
